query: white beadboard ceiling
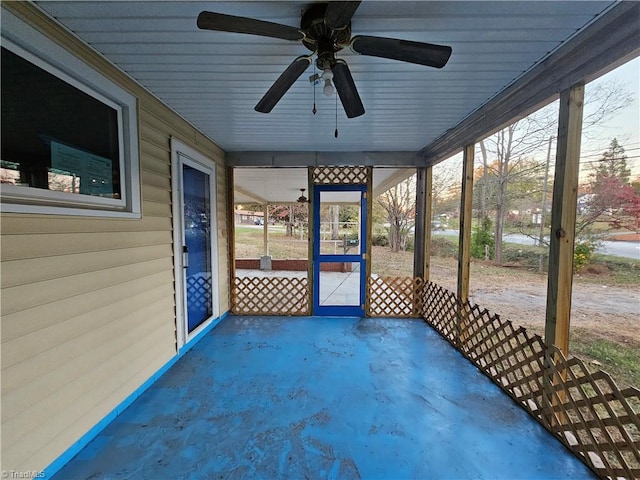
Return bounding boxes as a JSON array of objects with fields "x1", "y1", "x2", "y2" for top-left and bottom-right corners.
[{"x1": 35, "y1": 0, "x2": 617, "y2": 155}]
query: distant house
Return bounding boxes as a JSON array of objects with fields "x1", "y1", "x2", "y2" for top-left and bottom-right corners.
[{"x1": 235, "y1": 209, "x2": 264, "y2": 224}]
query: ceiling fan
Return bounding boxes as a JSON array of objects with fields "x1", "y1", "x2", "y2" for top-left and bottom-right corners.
[{"x1": 197, "y1": 1, "x2": 452, "y2": 119}]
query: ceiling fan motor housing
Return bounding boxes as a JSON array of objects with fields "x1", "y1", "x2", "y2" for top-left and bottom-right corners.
[{"x1": 301, "y1": 3, "x2": 351, "y2": 70}]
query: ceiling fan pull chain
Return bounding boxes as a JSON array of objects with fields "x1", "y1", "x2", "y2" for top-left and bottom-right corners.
[{"x1": 312, "y1": 62, "x2": 317, "y2": 115}]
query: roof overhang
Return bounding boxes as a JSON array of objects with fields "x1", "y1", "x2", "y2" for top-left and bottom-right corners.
[{"x1": 419, "y1": 1, "x2": 640, "y2": 167}]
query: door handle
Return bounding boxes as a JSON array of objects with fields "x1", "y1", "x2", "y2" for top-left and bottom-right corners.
[{"x1": 182, "y1": 246, "x2": 189, "y2": 269}]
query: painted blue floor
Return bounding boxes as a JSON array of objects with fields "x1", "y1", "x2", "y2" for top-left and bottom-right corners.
[{"x1": 52, "y1": 316, "x2": 595, "y2": 479}]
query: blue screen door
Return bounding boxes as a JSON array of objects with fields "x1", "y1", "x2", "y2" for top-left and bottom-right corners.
[
  {"x1": 313, "y1": 185, "x2": 367, "y2": 316},
  {"x1": 181, "y1": 162, "x2": 213, "y2": 333}
]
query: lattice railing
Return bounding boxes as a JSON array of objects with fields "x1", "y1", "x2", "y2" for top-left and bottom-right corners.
[
  {"x1": 312, "y1": 166, "x2": 369, "y2": 185},
  {"x1": 232, "y1": 277, "x2": 309, "y2": 315},
  {"x1": 367, "y1": 276, "x2": 424, "y2": 317},
  {"x1": 423, "y1": 281, "x2": 640, "y2": 479}
]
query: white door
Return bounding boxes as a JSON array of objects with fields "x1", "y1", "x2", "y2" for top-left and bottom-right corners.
[{"x1": 172, "y1": 140, "x2": 219, "y2": 348}]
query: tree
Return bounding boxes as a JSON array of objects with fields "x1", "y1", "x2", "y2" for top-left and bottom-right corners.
[
  {"x1": 432, "y1": 156, "x2": 462, "y2": 218},
  {"x1": 477, "y1": 79, "x2": 634, "y2": 262},
  {"x1": 594, "y1": 138, "x2": 631, "y2": 183},
  {"x1": 578, "y1": 140, "x2": 640, "y2": 234},
  {"x1": 268, "y1": 204, "x2": 308, "y2": 236},
  {"x1": 377, "y1": 176, "x2": 416, "y2": 252},
  {"x1": 478, "y1": 117, "x2": 551, "y2": 262},
  {"x1": 329, "y1": 205, "x2": 340, "y2": 239}
]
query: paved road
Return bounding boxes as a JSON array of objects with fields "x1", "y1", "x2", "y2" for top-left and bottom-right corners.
[{"x1": 433, "y1": 230, "x2": 640, "y2": 260}]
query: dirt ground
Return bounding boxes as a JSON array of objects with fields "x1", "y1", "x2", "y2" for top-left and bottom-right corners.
[{"x1": 428, "y1": 257, "x2": 640, "y2": 349}]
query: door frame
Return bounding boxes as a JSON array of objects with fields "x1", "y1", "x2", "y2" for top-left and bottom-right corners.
[
  {"x1": 171, "y1": 138, "x2": 219, "y2": 349},
  {"x1": 312, "y1": 184, "x2": 367, "y2": 316}
]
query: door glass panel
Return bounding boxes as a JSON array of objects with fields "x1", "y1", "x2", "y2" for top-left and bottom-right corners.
[
  {"x1": 183, "y1": 164, "x2": 212, "y2": 332},
  {"x1": 318, "y1": 262, "x2": 361, "y2": 306},
  {"x1": 318, "y1": 190, "x2": 361, "y2": 255}
]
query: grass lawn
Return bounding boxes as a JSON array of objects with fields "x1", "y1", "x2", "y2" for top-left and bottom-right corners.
[{"x1": 570, "y1": 329, "x2": 640, "y2": 389}]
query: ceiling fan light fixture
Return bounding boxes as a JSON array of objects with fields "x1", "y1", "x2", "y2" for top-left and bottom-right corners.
[{"x1": 323, "y1": 78, "x2": 334, "y2": 97}]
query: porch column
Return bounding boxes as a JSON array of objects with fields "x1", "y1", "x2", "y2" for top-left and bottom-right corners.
[
  {"x1": 307, "y1": 167, "x2": 314, "y2": 314},
  {"x1": 227, "y1": 167, "x2": 236, "y2": 281},
  {"x1": 414, "y1": 167, "x2": 426, "y2": 278},
  {"x1": 263, "y1": 203, "x2": 269, "y2": 256},
  {"x1": 545, "y1": 83, "x2": 585, "y2": 355},
  {"x1": 413, "y1": 166, "x2": 432, "y2": 280},
  {"x1": 457, "y1": 144, "x2": 475, "y2": 302}
]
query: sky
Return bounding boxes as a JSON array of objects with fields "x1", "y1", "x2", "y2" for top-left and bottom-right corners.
[{"x1": 582, "y1": 57, "x2": 640, "y2": 177}]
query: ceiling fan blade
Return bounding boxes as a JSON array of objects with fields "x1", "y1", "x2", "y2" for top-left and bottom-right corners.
[
  {"x1": 197, "y1": 11, "x2": 303, "y2": 42},
  {"x1": 351, "y1": 35, "x2": 452, "y2": 68},
  {"x1": 324, "y1": 1, "x2": 362, "y2": 30},
  {"x1": 332, "y1": 60, "x2": 365, "y2": 119},
  {"x1": 255, "y1": 56, "x2": 312, "y2": 113}
]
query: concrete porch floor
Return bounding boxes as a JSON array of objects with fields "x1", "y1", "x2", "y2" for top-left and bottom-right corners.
[{"x1": 52, "y1": 316, "x2": 595, "y2": 479}]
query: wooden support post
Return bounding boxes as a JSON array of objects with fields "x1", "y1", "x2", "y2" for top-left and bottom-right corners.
[
  {"x1": 457, "y1": 145, "x2": 475, "y2": 346},
  {"x1": 414, "y1": 167, "x2": 427, "y2": 279},
  {"x1": 424, "y1": 166, "x2": 433, "y2": 283},
  {"x1": 262, "y1": 203, "x2": 269, "y2": 257},
  {"x1": 457, "y1": 145, "x2": 474, "y2": 303},
  {"x1": 365, "y1": 166, "x2": 373, "y2": 315},
  {"x1": 545, "y1": 83, "x2": 584, "y2": 356},
  {"x1": 307, "y1": 167, "x2": 314, "y2": 314},
  {"x1": 227, "y1": 167, "x2": 236, "y2": 304}
]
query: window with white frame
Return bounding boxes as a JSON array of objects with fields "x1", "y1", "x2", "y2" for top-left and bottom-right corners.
[{"x1": 0, "y1": 11, "x2": 140, "y2": 217}]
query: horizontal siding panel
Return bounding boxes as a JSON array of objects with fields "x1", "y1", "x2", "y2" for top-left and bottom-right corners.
[
  {"x1": 142, "y1": 183, "x2": 172, "y2": 204},
  {"x1": 2, "y1": 257, "x2": 172, "y2": 316},
  {"x1": 0, "y1": 214, "x2": 170, "y2": 235},
  {"x1": 2, "y1": 284, "x2": 173, "y2": 391},
  {"x1": 140, "y1": 141, "x2": 171, "y2": 172},
  {"x1": 1, "y1": 270, "x2": 173, "y2": 342},
  {"x1": 215, "y1": 165, "x2": 229, "y2": 310},
  {"x1": 140, "y1": 121, "x2": 170, "y2": 151},
  {"x1": 4, "y1": 323, "x2": 174, "y2": 470},
  {"x1": 1, "y1": 230, "x2": 171, "y2": 261},
  {"x1": 1, "y1": 244, "x2": 171, "y2": 288},
  {"x1": 141, "y1": 168, "x2": 171, "y2": 190},
  {"x1": 2, "y1": 295, "x2": 175, "y2": 421},
  {"x1": 23, "y1": 339, "x2": 173, "y2": 472},
  {"x1": 142, "y1": 199, "x2": 173, "y2": 218},
  {"x1": 140, "y1": 108, "x2": 225, "y2": 162},
  {"x1": 140, "y1": 104, "x2": 204, "y2": 147}
]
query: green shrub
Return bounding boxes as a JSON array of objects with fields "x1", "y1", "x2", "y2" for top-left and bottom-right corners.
[
  {"x1": 574, "y1": 241, "x2": 595, "y2": 272},
  {"x1": 371, "y1": 225, "x2": 389, "y2": 246},
  {"x1": 471, "y1": 224, "x2": 494, "y2": 259},
  {"x1": 372, "y1": 233, "x2": 389, "y2": 247},
  {"x1": 405, "y1": 235, "x2": 414, "y2": 252}
]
